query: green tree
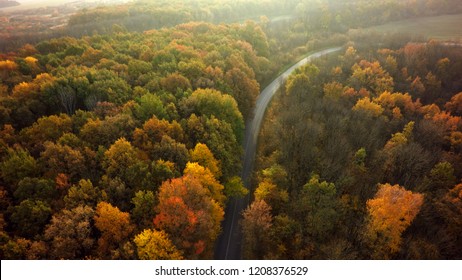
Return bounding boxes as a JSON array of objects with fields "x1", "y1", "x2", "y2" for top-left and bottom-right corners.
[
  {"x1": 181, "y1": 88, "x2": 244, "y2": 141},
  {"x1": 131, "y1": 190, "x2": 157, "y2": 230},
  {"x1": 297, "y1": 175, "x2": 339, "y2": 240},
  {"x1": 134, "y1": 93, "x2": 167, "y2": 122},
  {"x1": 103, "y1": 138, "x2": 145, "y2": 184},
  {"x1": 13, "y1": 177, "x2": 55, "y2": 203},
  {"x1": 11, "y1": 199, "x2": 51, "y2": 238},
  {"x1": 185, "y1": 114, "x2": 241, "y2": 179},
  {"x1": 419, "y1": 162, "x2": 457, "y2": 195},
  {"x1": 64, "y1": 179, "x2": 101, "y2": 209},
  {"x1": 224, "y1": 176, "x2": 248, "y2": 199},
  {"x1": 0, "y1": 147, "x2": 38, "y2": 187}
]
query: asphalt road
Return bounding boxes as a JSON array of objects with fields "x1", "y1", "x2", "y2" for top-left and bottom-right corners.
[{"x1": 214, "y1": 46, "x2": 343, "y2": 260}]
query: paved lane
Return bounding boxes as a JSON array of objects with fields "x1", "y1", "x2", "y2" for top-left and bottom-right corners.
[{"x1": 214, "y1": 46, "x2": 342, "y2": 260}]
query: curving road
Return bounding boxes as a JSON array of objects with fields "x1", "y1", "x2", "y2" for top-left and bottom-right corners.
[{"x1": 214, "y1": 46, "x2": 342, "y2": 260}]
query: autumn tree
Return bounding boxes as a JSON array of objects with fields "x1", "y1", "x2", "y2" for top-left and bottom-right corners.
[
  {"x1": 241, "y1": 199, "x2": 273, "y2": 259},
  {"x1": 94, "y1": 202, "x2": 134, "y2": 259},
  {"x1": 224, "y1": 67, "x2": 260, "y2": 119},
  {"x1": 0, "y1": 237, "x2": 47, "y2": 260},
  {"x1": 254, "y1": 179, "x2": 288, "y2": 215},
  {"x1": 183, "y1": 162, "x2": 225, "y2": 206},
  {"x1": 44, "y1": 206, "x2": 95, "y2": 259},
  {"x1": 40, "y1": 141, "x2": 87, "y2": 181},
  {"x1": 133, "y1": 116, "x2": 184, "y2": 146},
  {"x1": 153, "y1": 175, "x2": 224, "y2": 259},
  {"x1": 103, "y1": 138, "x2": 149, "y2": 189},
  {"x1": 349, "y1": 60, "x2": 394, "y2": 95},
  {"x1": 353, "y1": 97, "x2": 384, "y2": 118},
  {"x1": 189, "y1": 143, "x2": 221, "y2": 178},
  {"x1": 134, "y1": 229, "x2": 183, "y2": 260},
  {"x1": 160, "y1": 72, "x2": 192, "y2": 94},
  {"x1": 80, "y1": 114, "x2": 136, "y2": 149},
  {"x1": 184, "y1": 114, "x2": 241, "y2": 178},
  {"x1": 133, "y1": 117, "x2": 187, "y2": 170},
  {"x1": 364, "y1": 183, "x2": 424, "y2": 259},
  {"x1": 19, "y1": 114, "x2": 72, "y2": 153},
  {"x1": 445, "y1": 92, "x2": 462, "y2": 116}
]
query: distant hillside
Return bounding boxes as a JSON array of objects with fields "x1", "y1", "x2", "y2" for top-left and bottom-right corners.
[{"x1": 0, "y1": 0, "x2": 20, "y2": 9}]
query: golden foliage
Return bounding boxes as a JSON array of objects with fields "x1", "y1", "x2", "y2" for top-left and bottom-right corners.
[
  {"x1": 94, "y1": 202, "x2": 134, "y2": 257},
  {"x1": 353, "y1": 97, "x2": 384, "y2": 117},
  {"x1": 134, "y1": 229, "x2": 183, "y2": 260},
  {"x1": 365, "y1": 183, "x2": 424, "y2": 258},
  {"x1": 189, "y1": 143, "x2": 221, "y2": 178}
]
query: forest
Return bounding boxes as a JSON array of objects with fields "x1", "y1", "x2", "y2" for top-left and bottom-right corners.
[
  {"x1": 247, "y1": 40, "x2": 462, "y2": 259},
  {"x1": 0, "y1": 0, "x2": 461, "y2": 260}
]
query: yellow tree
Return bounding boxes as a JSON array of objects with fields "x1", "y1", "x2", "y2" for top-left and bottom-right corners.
[
  {"x1": 94, "y1": 202, "x2": 134, "y2": 258},
  {"x1": 254, "y1": 179, "x2": 288, "y2": 215},
  {"x1": 134, "y1": 229, "x2": 183, "y2": 260},
  {"x1": 350, "y1": 60, "x2": 394, "y2": 95},
  {"x1": 189, "y1": 143, "x2": 221, "y2": 178},
  {"x1": 352, "y1": 97, "x2": 384, "y2": 118},
  {"x1": 365, "y1": 183, "x2": 424, "y2": 259},
  {"x1": 183, "y1": 162, "x2": 225, "y2": 206}
]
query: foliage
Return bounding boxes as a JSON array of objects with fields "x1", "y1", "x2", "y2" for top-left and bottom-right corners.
[
  {"x1": 364, "y1": 184, "x2": 424, "y2": 259},
  {"x1": 1, "y1": 0, "x2": 462, "y2": 261},
  {"x1": 134, "y1": 229, "x2": 183, "y2": 260},
  {"x1": 44, "y1": 206, "x2": 95, "y2": 259},
  {"x1": 154, "y1": 174, "x2": 224, "y2": 259},
  {"x1": 252, "y1": 39, "x2": 462, "y2": 260},
  {"x1": 94, "y1": 202, "x2": 134, "y2": 258},
  {"x1": 241, "y1": 199, "x2": 273, "y2": 259}
]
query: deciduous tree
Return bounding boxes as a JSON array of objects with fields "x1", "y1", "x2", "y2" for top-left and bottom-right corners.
[
  {"x1": 364, "y1": 183, "x2": 424, "y2": 259},
  {"x1": 44, "y1": 205, "x2": 95, "y2": 259},
  {"x1": 94, "y1": 202, "x2": 134, "y2": 258},
  {"x1": 134, "y1": 229, "x2": 183, "y2": 260},
  {"x1": 153, "y1": 175, "x2": 224, "y2": 259},
  {"x1": 241, "y1": 199, "x2": 272, "y2": 259}
]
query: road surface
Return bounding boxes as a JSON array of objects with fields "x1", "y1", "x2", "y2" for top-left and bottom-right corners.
[{"x1": 214, "y1": 46, "x2": 343, "y2": 260}]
